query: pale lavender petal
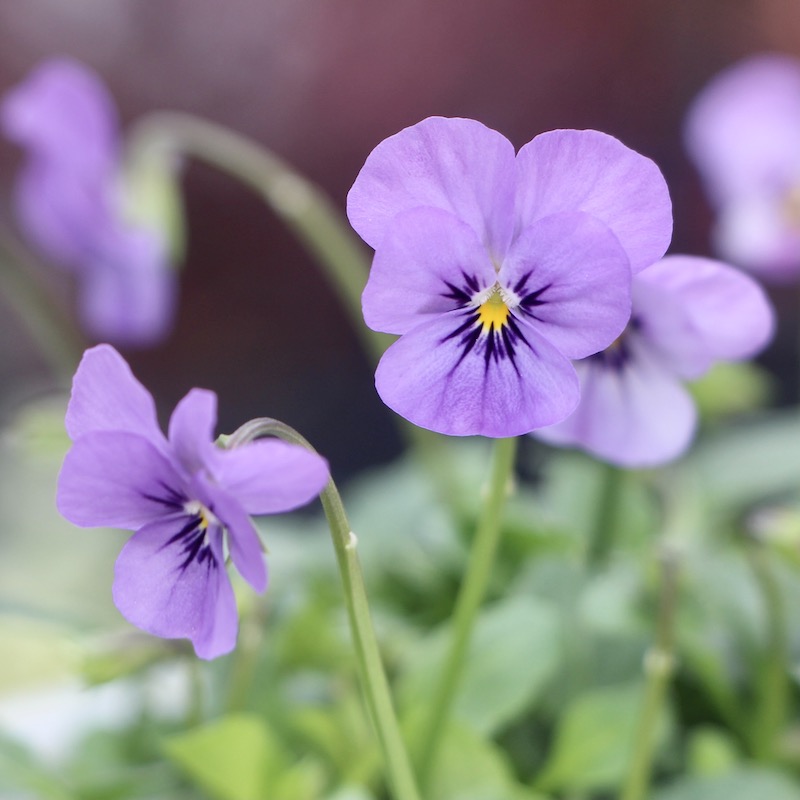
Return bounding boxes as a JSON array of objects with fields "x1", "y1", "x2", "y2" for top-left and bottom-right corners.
[
  {"x1": 211, "y1": 438, "x2": 329, "y2": 516},
  {"x1": 347, "y1": 116, "x2": 517, "y2": 259},
  {"x1": 57, "y1": 431, "x2": 186, "y2": 528},
  {"x1": 499, "y1": 212, "x2": 631, "y2": 359},
  {"x1": 684, "y1": 54, "x2": 800, "y2": 205},
  {"x1": 65, "y1": 344, "x2": 164, "y2": 445},
  {"x1": 199, "y1": 478, "x2": 267, "y2": 594},
  {"x1": 374, "y1": 313, "x2": 579, "y2": 437},
  {"x1": 635, "y1": 255, "x2": 775, "y2": 378},
  {"x1": 536, "y1": 341, "x2": 697, "y2": 467},
  {"x1": 78, "y1": 226, "x2": 176, "y2": 347},
  {"x1": 167, "y1": 389, "x2": 218, "y2": 476},
  {"x1": 112, "y1": 519, "x2": 238, "y2": 660},
  {"x1": 515, "y1": 129, "x2": 672, "y2": 273},
  {"x1": 362, "y1": 207, "x2": 497, "y2": 335},
  {"x1": 1, "y1": 57, "x2": 119, "y2": 172}
]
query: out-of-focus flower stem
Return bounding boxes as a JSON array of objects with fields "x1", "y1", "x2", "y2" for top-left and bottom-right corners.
[
  {"x1": 586, "y1": 462, "x2": 624, "y2": 566},
  {"x1": 620, "y1": 544, "x2": 680, "y2": 800},
  {"x1": 416, "y1": 436, "x2": 518, "y2": 789},
  {"x1": 227, "y1": 418, "x2": 421, "y2": 800},
  {"x1": 126, "y1": 111, "x2": 389, "y2": 364}
]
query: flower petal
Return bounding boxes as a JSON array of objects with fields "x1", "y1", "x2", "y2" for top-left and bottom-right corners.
[
  {"x1": 500, "y1": 212, "x2": 632, "y2": 359},
  {"x1": 167, "y1": 388, "x2": 218, "y2": 476},
  {"x1": 362, "y1": 207, "x2": 497, "y2": 335},
  {"x1": 65, "y1": 344, "x2": 164, "y2": 445},
  {"x1": 374, "y1": 313, "x2": 579, "y2": 437},
  {"x1": 112, "y1": 519, "x2": 238, "y2": 660},
  {"x1": 536, "y1": 341, "x2": 697, "y2": 467},
  {"x1": 635, "y1": 255, "x2": 775, "y2": 378},
  {"x1": 212, "y1": 439, "x2": 329, "y2": 517},
  {"x1": 347, "y1": 116, "x2": 517, "y2": 259},
  {"x1": 515, "y1": 129, "x2": 672, "y2": 273},
  {"x1": 57, "y1": 431, "x2": 186, "y2": 529}
]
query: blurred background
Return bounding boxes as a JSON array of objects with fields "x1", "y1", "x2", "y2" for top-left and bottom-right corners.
[{"x1": 1, "y1": 0, "x2": 799, "y2": 480}]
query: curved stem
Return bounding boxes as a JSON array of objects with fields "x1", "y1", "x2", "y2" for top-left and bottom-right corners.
[
  {"x1": 125, "y1": 111, "x2": 389, "y2": 363},
  {"x1": 227, "y1": 419, "x2": 421, "y2": 800},
  {"x1": 416, "y1": 436, "x2": 518, "y2": 788}
]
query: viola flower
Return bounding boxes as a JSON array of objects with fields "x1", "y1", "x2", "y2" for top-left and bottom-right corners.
[
  {"x1": 684, "y1": 54, "x2": 800, "y2": 281},
  {"x1": 347, "y1": 117, "x2": 672, "y2": 437},
  {"x1": 56, "y1": 345, "x2": 329, "y2": 659},
  {"x1": 535, "y1": 255, "x2": 775, "y2": 467},
  {"x1": 2, "y1": 58, "x2": 177, "y2": 345}
]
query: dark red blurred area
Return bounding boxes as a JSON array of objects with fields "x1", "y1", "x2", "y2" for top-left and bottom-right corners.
[{"x1": 0, "y1": 0, "x2": 797, "y2": 478}]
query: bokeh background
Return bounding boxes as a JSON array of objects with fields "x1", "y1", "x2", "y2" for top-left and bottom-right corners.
[{"x1": 1, "y1": 0, "x2": 799, "y2": 480}]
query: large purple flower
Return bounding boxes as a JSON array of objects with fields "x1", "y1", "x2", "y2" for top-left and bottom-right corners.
[
  {"x1": 535, "y1": 256, "x2": 775, "y2": 467},
  {"x1": 2, "y1": 58, "x2": 176, "y2": 345},
  {"x1": 684, "y1": 54, "x2": 800, "y2": 281},
  {"x1": 347, "y1": 117, "x2": 672, "y2": 437},
  {"x1": 56, "y1": 345, "x2": 329, "y2": 659}
]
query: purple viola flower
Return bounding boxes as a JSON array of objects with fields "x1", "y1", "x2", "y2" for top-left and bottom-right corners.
[
  {"x1": 2, "y1": 58, "x2": 176, "y2": 345},
  {"x1": 535, "y1": 255, "x2": 775, "y2": 467},
  {"x1": 684, "y1": 54, "x2": 800, "y2": 281},
  {"x1": 347, "y1": 117, "x2": 672, "y2": 437},
  {"x1": 56, "y1": 345, "x2": 329, "y2": 659}
]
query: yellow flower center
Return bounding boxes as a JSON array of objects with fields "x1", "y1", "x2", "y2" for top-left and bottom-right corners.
[
  {"x1": 476, "y1": 287, "x2": 510, "y2": 332},
  {"x1": 783, "y1": 185, "x2": 800, "y2": 228}
]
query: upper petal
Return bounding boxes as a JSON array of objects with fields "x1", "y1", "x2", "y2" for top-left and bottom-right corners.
[
  {"x1": 515, "y1": 129, "x2": 672, "y2": 273},
  {"x1": 65, "y1": 344, "x2": 165, "y2": 446},
  {"x1": 347, "y1": 116, "x2": 517, "y2": 259},
  {"x1": 635, "y1": 255, "x2": 775, "y2": 378},
  {"x1": 500, "y1": 212, "x2": 632, "y2": 359},
  {"x1": 167, "y1": 388, "x2": 218, "y2": 476},
  {"x1": 374, "y1": 312, "x2": 579, "y2": 437},
  {"x1": 57, "y1": 430, "x2": 186, "y2": 529},
  {"x1": 112, "y1": 519, "x2": 238, "y2": 660},
  {"x1": 362, "y1": 207, "x2": 498, "y2": 335}
]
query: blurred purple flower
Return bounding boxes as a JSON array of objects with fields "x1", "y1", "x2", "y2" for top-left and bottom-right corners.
[
  {"x1": 535, "y1": 256, "x2": 775, "y2": 467},
  {"x1": 348, "y1": 117, "x2": 672, "y2": 437},
  {"x1": 685, "y1": 54, "x2": 800, "y2": 281},
  {"x1": 57, "y1": 345, "x2": 329, "y2": 659},
  {"x1": 2, "y1": 58, "x2": 176, "y2": 345}
]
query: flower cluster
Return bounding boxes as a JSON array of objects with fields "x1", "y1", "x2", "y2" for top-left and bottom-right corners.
[
  {"x1": 685, "y1": 54, "x2": 800, "y2": 281},
  {"x1": 57, "y1": 345, "x2": 329, "y2": 658},
  {"x1": 2, "y1": 58, "x2": 177, "y2": 345}
]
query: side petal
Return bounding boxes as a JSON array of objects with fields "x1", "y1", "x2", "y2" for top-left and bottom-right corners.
[
  {"x1": 65, "y1": 344, "x2": 164, "y2": 444},
  {"x1": 374, "y1": 313, "x2": 579, "y2": 437},
  {"x1": 362, "y1": 207, "x2": 498, "y2": 335},
  {"x1": 500, "y1": 212, "x2": 632, "y2": 359},
  {"x1": 635, "y1": 255, "x2": 775, "y2": 378},
  {"x1": 347, "y1": 116, "x2": 517, "y2": 259},
  {"x1": 167, "y1": 389, "x2": 218, "y2": 476},
  {"x1": 535, "y1": 341, "x2": 697, "y2": 468},
  {"x1": 57, "y1": 431, "x2": 186, "y2": 529},
  {"x1": 515, "y1": 129, "x2": 672, "y2": 274},
  {"x1": 212, "y1": 439, "x2": 329, "y2": 517},
  {"x1": 112, "y1": 520, "x2": 238, "y2": 660}
]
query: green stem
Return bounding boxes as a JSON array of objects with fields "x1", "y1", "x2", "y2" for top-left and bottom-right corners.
[
  {"x1": 227, "y1": 419, "x2": 421, "y2": 800},
  {"x1": 416, "y1": 436, "x2": 518, "y2": 788},
  {"x1": 620, "y1": 544, "x2": 680, "y2": 800},
  {"x1": 746, "y1": 543, "x2": 789, "y2": 762},
  {"x1": 125, "y1": 111, "x2": 389, "y2": 363},
  {"x1": 586, "y1": 463, "x2": 623, "y2": 567}
]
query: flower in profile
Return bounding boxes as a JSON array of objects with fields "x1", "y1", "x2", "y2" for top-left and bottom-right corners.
[
  {"x1": 535, "y1": 255, "x2": 775, "y2": 467},
  {"x1": 684, "y1": 54, "x2": 800, "y2": 281},
  {"x1": 2, "y1": 58, "x2": 177, "y2": 345},
  {"x1": 56, "y1": 345, "x2": 329, "y2": 659},
  {"x1": 347, "y1": 117, "x2": 672, "y2": 437}
]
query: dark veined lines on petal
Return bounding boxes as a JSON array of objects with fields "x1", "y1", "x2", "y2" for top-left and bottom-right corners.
[
  {"x1": 155, "y1": 503, "x2": 218, "y2": 574},
  {"x1": 439, "y1": 270, "x2": 552, "y2": 376}
]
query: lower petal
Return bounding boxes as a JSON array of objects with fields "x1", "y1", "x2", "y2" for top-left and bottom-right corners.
[
  {"x1": 112, "y1": 518, "x2": 238, "y2": 660},
  {"x1": 375, "y1": 314, "x2": 579, "y2": 437}
]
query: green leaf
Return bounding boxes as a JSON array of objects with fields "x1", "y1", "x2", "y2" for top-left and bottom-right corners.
[
  {"x1": 653, "y1": 768, "x2": 800, "y2": 800},
  {"x1": 536, "y1": 682, "x2": 670, "y2": 793},
  {"x1": 399, "y1": 595, "x2": 560, "y2": 736},
  {"x1": 686, "y1": 727, "x2": 742, "y2": 777},
  {"x1": 0, "y1": 732, "x2": 71, "y2": 799},
  {"x1": 162, "y1": 714, "x2": 288, "y2": 800}
]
